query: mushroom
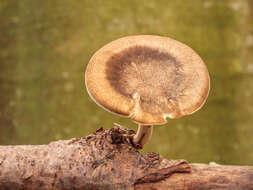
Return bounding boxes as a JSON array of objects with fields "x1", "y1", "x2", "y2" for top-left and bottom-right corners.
[{"x1": 85, "y1": 35, "x2": 210, "y2": 149}]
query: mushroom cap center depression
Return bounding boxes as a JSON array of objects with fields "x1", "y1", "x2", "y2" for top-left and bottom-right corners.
[{"x1": 106, "y1": 46, "x2": 186, "y2": 115}]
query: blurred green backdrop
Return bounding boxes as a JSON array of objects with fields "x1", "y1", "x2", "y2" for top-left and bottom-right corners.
[{"x1": 0, "y1": 0, "x2": 253, "y2": 165}]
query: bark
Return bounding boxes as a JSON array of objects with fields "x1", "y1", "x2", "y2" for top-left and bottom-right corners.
[{"x1": 0, "y1": 126, "x2": 252, "y2": 190}]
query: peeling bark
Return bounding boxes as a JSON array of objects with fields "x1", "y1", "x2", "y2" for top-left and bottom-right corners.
[{"x1": 0, "y1": 126, "x2": 252, "y2": 190}]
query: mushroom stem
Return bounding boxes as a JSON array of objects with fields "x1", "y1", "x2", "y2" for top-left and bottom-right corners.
[{"x1": 133, "y1": 124, "x2": 153, "y2": 148}]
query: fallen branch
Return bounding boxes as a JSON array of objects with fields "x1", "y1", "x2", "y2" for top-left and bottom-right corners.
[{"x1": 0, "y1": 126, "x2": 252, "y2": 190}]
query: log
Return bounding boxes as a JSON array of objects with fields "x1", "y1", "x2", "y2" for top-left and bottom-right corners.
[{"x1": 0, "y1": 126, "x2": 252, "y2": 190}]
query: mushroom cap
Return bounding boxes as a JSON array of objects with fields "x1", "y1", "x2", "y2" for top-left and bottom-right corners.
[{"x1": 85, "y1": 35, "x2": 210, "y2": 125}]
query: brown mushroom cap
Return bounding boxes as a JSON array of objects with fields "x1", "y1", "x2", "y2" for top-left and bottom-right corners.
[{"x1": 85, "y1": 35, "x2": 210, "y2": 125}]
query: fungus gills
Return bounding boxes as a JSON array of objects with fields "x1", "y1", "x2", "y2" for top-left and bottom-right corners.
[
  {"x1": 106, "y1": 46, "x2": 184, "y2": 118},
  {"x1": 85, "y1": 35, "x2": 210, "y2": 149}
]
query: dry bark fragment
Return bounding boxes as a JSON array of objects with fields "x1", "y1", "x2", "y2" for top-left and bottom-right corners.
[
  {"x1": 0, "y1": 126, "x2": 190, "y2": 190},
  {"x1": 0, "y1": 126, "x2": 252, "y2": 190}
]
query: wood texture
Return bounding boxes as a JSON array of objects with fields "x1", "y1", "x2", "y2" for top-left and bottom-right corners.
[{"x1": 0, "y1": 126, "x2": 252, "y2": 190}]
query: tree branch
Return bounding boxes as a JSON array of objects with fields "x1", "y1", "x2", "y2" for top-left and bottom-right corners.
[{"x1": 0, "y1": 126, "x2": 252, "y2": 190}]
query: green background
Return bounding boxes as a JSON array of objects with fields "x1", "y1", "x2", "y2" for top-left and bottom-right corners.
[{"x1": 1, "y1": 0, "x2": 253, "y2": 165}]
